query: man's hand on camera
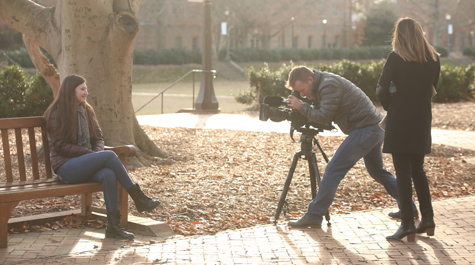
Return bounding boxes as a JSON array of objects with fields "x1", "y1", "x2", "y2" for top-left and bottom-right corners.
[{"x1": 287, "y1": 95, "x2": 302, "y2": 110}]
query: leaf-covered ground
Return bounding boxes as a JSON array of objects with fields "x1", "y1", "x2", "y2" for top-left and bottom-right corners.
[{"x1": 7, "y1": 102, "x2": 475, "y2": 236}]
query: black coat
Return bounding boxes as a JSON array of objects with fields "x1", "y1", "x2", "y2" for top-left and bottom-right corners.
[{"x1": 376, "y1": 52, "x2": 440, "y2": 155}]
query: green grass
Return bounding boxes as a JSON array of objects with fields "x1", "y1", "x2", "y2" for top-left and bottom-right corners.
[
  {"x1": 132, "y1": 78, "x2": 253, "y2": 115},
  {"x1": 132, "y1": 65, "x2": 256, "y2": 114}
]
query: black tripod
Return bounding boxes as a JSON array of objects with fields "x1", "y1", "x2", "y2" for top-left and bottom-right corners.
[{"x1": 274, "y1": 127, "x2": 331, "y2": 226}]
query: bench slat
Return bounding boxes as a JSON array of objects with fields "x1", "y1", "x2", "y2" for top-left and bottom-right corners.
[
  {"x1": 41, "y1": 123, "x2": 53, "y2": 179},
  {"x1": 0, "y1": 177, "x2": 60, "y2": 188},
  {"x1": 28, "y1": 127, "x2": 40, "y2": 179},
  {"x1": 1, "y1": 129, "x2": 13, "y2": 182},
  {"x1": 0, "y1": 182, "x2": 102, "y2": 201},
  {"x1": 15, "y1": 128, "x2": 27, "y2": 181},
  {"x1": 0, "y1": 116, "x2": 44, "y2": 129}
]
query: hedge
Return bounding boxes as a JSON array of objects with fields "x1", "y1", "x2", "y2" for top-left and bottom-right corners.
[
  {"x1": 3, "y1": 46, "x2": 452, "y2": 68},
  {"x1": 463, "y1": 46, "x2": 475, "y2": 57},
  {"x1": 0, "y1": 64, "x2": 53, "y2": 118},
  {"x1": 236, "y1": 60, "x2": 474, "y2": 106}
]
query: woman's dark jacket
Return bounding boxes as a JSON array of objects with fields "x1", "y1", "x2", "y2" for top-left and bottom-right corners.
[
  {"x1": 47, "y1": 109, "x2": 104, "y2": 173},
  {"x1": 298, "y1": 70, "x2": 382, "y2": 135},
  {"x1": 376, "y1": 51, "x2": 440, "y2": 155}
]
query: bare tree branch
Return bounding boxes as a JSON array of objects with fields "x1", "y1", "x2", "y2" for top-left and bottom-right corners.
[
  {"x1": 0, "y1": 0, "x2": 60, "y2": 58},
  {"x1": 23, "y1": 34, "x2": 60, "y2": 97},
  {"x1": 129, "y1": 0, "x2": 148, "y2": 15}
]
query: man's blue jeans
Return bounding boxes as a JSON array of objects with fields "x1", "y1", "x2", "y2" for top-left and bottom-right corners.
[
  {"x1": 56, "y1": 150, "x2": 134, "y2": 213},
  {"x1": 304, "y1": 124, "x2": 416, "y2": 224}
]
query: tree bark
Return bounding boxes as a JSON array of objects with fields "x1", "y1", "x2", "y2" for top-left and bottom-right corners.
[
  {"x1": 23, "y1": 34, "x2": 60, "y2": 96},
  {"x1": 0, "y1": 0, "x2": 169, "y2": 167}
]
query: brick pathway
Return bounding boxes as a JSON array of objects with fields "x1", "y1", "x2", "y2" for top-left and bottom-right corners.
[{"x1": 1, "y1": 194, "x2": 474, "y2": 264}]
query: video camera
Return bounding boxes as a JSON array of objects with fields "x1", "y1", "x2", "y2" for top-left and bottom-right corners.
[{"x1": 259, "y1": 90, "x2": 335, "y2": 134}]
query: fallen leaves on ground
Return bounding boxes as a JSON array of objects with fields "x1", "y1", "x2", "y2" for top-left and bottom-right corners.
[{"x1": 8, "y1": 102, "x2": 475, "y2": 236}]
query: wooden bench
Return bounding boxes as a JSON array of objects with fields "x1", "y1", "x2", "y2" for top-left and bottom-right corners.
[{"x1": 0, "y1": 116, "x2": 136, "y2": 248}]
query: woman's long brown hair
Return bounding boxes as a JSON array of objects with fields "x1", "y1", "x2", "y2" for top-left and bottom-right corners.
[
  {"x1": 392, "y1": 17, "x2": 439, "y2": 63},
  {"x1": 43, "y1": 75, "x2": 100, "y2": 143}
]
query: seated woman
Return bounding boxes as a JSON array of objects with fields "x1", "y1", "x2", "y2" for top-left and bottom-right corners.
[{"x1": 44, "y1": 74, "x2": 161, "y2": 240}]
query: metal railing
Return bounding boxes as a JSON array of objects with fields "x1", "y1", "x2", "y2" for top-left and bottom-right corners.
[{"x1": 134, "y1": 69, "x2": 216, "y2": 114}]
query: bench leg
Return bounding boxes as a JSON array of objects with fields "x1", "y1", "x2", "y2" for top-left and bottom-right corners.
[
  {"x1": 81, "y1": 193, "x2": 93, "y2": 218},
  {"x1": 0, "y1": 202, "x2": 19, "y2": 248}
]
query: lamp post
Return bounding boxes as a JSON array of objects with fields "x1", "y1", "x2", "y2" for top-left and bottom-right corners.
[
  {"x1": 291, "y1": 17, "x2": 295, "y2": 48},
  {"x1": 322, "y1": 19, "x2": 327, "y2": 48},
  {"x1": 224, "y1": 8, "x2": 231, "y2": 61},
  {"x1": 195, "y1": 0, "x2": 219, "y2": 111},
  {"x1": 446, "y1": 13, "x2": 452, "y2": 54}
]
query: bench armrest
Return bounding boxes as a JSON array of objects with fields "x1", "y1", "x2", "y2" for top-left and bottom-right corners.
[{"x1": 104, "y1": 145, "x2": 137, "y2": 167}]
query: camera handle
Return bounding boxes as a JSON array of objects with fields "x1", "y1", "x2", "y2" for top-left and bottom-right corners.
[{"x1": 273, "y1": 132, "x2": 331, "y2": 227}]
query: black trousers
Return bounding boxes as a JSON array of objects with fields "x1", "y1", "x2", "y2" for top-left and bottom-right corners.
[{"x1": 392, "y1": 154, "x2": 434, "y2": 222}]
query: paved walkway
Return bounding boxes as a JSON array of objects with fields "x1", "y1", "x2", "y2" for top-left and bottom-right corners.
[{"x1": 2, "y1": 113, "x2": 475, "y2": 264}]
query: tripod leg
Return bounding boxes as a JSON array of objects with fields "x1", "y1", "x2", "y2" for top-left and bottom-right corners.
[
  {"x1": 274, "y1": 153, "x2": 300, "y2": 225},
  {"x1": 308, "y1": 152, "x2": 331, "y2": 226}
]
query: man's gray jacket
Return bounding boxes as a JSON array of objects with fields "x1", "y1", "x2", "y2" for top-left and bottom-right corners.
[{"x1": 298, "y1": 70, "x2": 382, "y2": 135}]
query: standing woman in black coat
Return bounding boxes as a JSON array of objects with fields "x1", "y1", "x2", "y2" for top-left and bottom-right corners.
[{"x1": 376, "y1": 17, "x2": 440, "y2": 242}]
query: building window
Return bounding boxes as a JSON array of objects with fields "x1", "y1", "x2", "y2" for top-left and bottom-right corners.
[
  {"x1": 308, "y1": 36, "x2": 313, "y2": 48},
  {"x1": 292, "y1": 36, "x2": 298, "y2": 48},
  {"x1": 192, "y1": 36, "x2": 199, "y2": 50},
  {"x1": 175, "y1": 36, "x2": 182, "y2": 48}
]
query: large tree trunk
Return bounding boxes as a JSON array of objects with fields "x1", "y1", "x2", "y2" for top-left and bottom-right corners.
[{"x1": 0, "y1": 0, "x2": 170, "y2": 167}]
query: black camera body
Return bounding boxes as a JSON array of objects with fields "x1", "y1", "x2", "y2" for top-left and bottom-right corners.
[{"x1": 259, "y1": 90, "x2": 335, "y2": 132}]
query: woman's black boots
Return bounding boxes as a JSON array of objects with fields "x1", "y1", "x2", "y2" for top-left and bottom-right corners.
[
  {"x1": 386, "y1": 220, "x2": 416, "y2": 242},
  {"x1": 416, "y1": 218, "x2": 435, "y2": 236},
  {"x1": 105, "y1": 210, "x2": 135, "y2": 239},
  {"x1": 128, "y1": 183, "x2": 161, "y2": 213}
]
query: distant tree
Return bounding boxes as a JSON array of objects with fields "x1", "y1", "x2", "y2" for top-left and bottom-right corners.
[
  {"x1": 0, "y1": 27, "x2": 23, "y2": 51},
  {"x1": 361, "y1": 1, "x2": 398, "y2": 46}
]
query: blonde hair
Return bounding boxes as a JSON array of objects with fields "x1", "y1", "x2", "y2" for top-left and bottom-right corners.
[
  {"x1": 285, "y1": 66, "x2": 314, "y2": 89},
  {"x1": 392, "y1": 17, "x2": 439, "y2": 63}
]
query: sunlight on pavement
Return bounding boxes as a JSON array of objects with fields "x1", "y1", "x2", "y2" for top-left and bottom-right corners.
[
  {"x1": 137, "y1": 113, "x2": 345, "y2": 137},
  {"x1": 71, "y1": 238, "x2": 102, "y2": 256}
]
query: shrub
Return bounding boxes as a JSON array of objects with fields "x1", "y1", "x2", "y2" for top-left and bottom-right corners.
[
  {"x1": 235, "y1": 62, "x2": 294, "y2": 106},
  {"x1": 462, "y1": 46, "x2": 475, "y2": 57},
  {"x1": 133, "y1": 48, "x2": 202, "y2": 65},
  {"x1": 3, "y1": 48, "x2": 34, "y2": 68},
  {"x1": 435, "y1": 46, "x2": 448, "y2": 57},
  {"x1": 24, "y1": 72, "x2": 54, "y2": 116},
  {"x1": 435, "y1": 64, "x2": 475, "y2": 102},
  {"x1": 0, "y1": 65, "x2": 53, "y2": 118},
  {"x1": 240, "y1": 60, "x2": 474, "y2": 106},
  {"x1": 0, "y1": 28, "x2": 23, "y2": 51}
]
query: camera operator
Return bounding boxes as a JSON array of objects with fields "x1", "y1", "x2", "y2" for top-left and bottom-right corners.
[{"x1": 285, "y1": 66, "x2": 417, "y2": 228}]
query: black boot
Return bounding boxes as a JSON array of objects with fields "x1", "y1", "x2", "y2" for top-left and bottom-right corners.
[
  {"x1": 105, "y1": 210, "x2": 135, "y2": 240},
  {"x1": 416, "y1": 218, "x2": 435, "y2": 236},
  {"x1": 386, "y1": 220, "x2": 416, "y2": 242},
  {"x1": 128, "y1": 183, "x2": 161, "y2": 213}
]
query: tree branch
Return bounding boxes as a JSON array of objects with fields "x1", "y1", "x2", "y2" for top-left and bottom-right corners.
[
  {"x1": 23, "y1": 34, "x2": 60, "y2": 97},
  {"x1": 129, "y1": 0, "x2": 148, "y2": 15},
  {"x1": 0, "y1": 0, "x2": 60, "y2": 60}
]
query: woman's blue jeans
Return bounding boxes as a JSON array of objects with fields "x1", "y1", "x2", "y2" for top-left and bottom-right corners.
[
  {"x1": 56, "y1": 150, "x2": 134, "y2": 213},
  {"x1": 304, "y1": 124, "x2": 417, "y2": 224}
]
